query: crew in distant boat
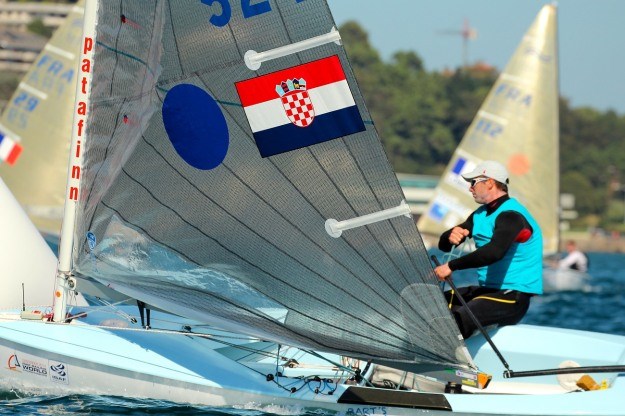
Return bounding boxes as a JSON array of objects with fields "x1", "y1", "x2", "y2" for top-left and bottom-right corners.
[
  {"x1": 433, "y1": 160, "x2": 543, "y2": 339},
  {"x1": 558, "y1": 240, "x2": 589, "y2": 272}
]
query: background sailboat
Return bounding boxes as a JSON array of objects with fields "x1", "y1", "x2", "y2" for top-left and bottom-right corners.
[
  {"x1": 0, "y1": 2, "x2": 84, "y2": 237},
  {"x1": 0, "y1": 178, "x2": 58, "y2": 308},
  {"x1": 0, "y1": 0, "x2": 132, "y2": 305},
  {"x1": 417, "y1": 4, "x2": 559, "y2": 255},
  {"x1": 0, "y1": 3, "x2": 89, "y2": 309}
]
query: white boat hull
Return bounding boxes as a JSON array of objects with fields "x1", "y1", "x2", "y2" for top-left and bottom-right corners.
[
  {"x1": 0, "y1": 312, "x2": 274, "y2": 406},
  {"x1": 543, "y1": 267, "x2": 591, "y2": 292},
  {"x1": 1, "y1": 308, "x2": 624, "y2": 415}
]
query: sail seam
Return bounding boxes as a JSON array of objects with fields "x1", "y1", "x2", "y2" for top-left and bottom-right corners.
[
  {"x1": 96, "y1": 41, "x2": 157, "y2": 77},
  {"x1": 196, "y1": 76, "x2": 417, "y2": 319},
  {"x1": 99, "y1": 172, "x2": 418, "y2": 356}
]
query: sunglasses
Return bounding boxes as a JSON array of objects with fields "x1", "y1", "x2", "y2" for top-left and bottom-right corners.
[{"x1": 470, "y1": 177, "x2": 490, "y2": 187}]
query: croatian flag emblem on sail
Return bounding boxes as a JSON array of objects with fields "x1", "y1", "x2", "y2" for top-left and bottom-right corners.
[
  {"x1": 0, "y1": 132, "x2": 22, "y2": 165},
  {"x1": 236, "y1": 55, "x2": 365, "y2": 157},
  {"x1": 279, "y1": 80, "x2": 314, "y2": 127}
]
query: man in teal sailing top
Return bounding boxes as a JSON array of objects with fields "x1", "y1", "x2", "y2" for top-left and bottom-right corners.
[{"x1": 434, "y1": 160, "x2": 543, "y2": 339}]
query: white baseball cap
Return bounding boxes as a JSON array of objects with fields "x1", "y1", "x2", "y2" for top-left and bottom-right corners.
[{"x1": 462, "y1": 160, "x2": 509, "y2": 184}]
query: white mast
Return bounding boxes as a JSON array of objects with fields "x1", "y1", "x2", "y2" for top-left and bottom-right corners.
[{"x1": 53, "y1": 0, "x2": 98, "y2": 322}]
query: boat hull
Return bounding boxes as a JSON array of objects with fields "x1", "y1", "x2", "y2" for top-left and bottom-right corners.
[
  {"x1": 543, "y1": 267, "x2": 591, "y2": 292},
  {"x1": 0, "y1": 312, "x2": 278, "y2": 406},
  {"x1": 1, "y1": 313, "x2": 624, "y2": 415}
]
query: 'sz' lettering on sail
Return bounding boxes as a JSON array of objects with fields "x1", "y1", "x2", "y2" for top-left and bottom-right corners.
[{"x1": 236, "y1": 55, "x2": 365, "y2": 157}]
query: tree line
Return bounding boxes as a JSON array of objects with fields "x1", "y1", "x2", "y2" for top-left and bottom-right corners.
[
  {"x1": 1, "y1": 17, "x2": 624, "y2": 231},
  {"x1": 339, "y1": 21, "x2": 625, "y2": 232}
]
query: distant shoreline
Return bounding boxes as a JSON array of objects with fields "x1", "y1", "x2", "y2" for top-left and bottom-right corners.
[
  {"x1": 562, "y1": 231, "x2": 625, "y2": 253},
  {"x1": 421, "y1": 230, "x2": 625, "y2": 254}
]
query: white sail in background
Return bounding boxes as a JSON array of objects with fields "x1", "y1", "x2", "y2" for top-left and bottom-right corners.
[
  {"x1": 417, "y1": 4, "x2": 559, "y2": 254},
  {"x1": 0, "y1": 3, "x2": 84, "y2": 236},
  {"x1": 0, "y1": 178, "x2": 57, "y2": 309}
]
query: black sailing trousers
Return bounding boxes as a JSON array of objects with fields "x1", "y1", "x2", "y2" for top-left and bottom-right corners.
[{"x1": 444, "y1": 285, "x2": 532, "y2": 339}]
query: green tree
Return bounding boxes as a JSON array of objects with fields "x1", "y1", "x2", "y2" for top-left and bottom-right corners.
[
  {"x1": 443, "y1": 67, "x2": 497, "y2": 148},
  {"x1": 27, "y1": 18, "x2": 54, "y2": 38},
  {"x1": 0, "y1": 72, "x2": 20, "y2": 111},
  {"x1": 338, "y1": 21, "x2": 625, "y2": 229},
  {"x1": 384, "y1": 53, "x2": 454, "y2": 173}
]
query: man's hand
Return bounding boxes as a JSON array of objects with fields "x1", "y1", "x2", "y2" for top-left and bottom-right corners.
[
  {"x1": 448, "y1": 227, "x2": 470, "y2": 245},
  {"x1": 434, "y1": 263, "x2": 452, "y2": 281}
]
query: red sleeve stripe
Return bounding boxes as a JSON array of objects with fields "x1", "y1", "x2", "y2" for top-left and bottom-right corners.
[{"x1": 515, "y1": 228, "x2": 532, "y2": 243}]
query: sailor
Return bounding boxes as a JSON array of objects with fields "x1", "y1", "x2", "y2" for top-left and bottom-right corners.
[
  {"x1": 558, "y1": 240, "x2": 589, "y2": 272},
  {"x1": 433, "y1": 160, "x2": 543, "y2": 339}
]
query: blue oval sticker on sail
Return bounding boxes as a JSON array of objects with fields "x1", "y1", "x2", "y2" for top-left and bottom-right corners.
[
  {"x1": 162, "y1": 84, "x2": 229, "y2": 170},
  {"x1": 86, "y1": 231, "x2": 96, "y2": 250}
]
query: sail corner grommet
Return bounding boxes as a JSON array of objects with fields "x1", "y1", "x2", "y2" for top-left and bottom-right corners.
[{"x1": 67, "y1": 276, "x2": 77, "y2": 290}]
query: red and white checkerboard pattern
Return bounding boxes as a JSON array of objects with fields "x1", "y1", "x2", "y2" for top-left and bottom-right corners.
[{"x1": 281, "y1": 91, "x2": 315, "y2": 127}]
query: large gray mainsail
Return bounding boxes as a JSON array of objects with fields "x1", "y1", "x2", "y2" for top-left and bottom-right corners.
[{"x1": 70, "y1": 0, "x2": 469, "y2": 370}]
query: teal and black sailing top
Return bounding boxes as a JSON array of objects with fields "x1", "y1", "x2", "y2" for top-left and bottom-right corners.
[{"x1": 472, "y1": 198, "x2": 543, "y2": 294}]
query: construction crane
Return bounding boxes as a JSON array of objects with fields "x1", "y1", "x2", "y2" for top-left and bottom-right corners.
[{"x1": 439, "y1": 18, "x2": 477, "y2": 68}]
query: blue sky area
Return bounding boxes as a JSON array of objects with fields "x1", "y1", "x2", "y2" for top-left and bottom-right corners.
[{"x1": 327, "y1": 0, "x2": 625, "y2": 114}]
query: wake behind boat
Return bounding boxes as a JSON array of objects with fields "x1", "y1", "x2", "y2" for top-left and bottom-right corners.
[{"x1": 0, "y1": 1, "x2": 624, "y2": 414}]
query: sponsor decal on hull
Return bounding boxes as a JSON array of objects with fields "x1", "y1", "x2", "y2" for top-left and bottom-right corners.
[
  {"x1": 49, "y1": 361, "x2": 69, "y2": 384},
  {"x1": 7, "y1": 353, "x2": 69, "y2": 385}
]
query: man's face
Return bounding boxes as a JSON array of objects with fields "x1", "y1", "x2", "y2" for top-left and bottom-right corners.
[{"x1": 469, "y1": 177, "x2": 492, "y2": 204}]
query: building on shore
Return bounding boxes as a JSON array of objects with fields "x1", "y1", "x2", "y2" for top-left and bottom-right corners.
[
  {"x1": 0, "y1": 1, "x2": 73, "y2": 72},
  {"x1": 396, "y1": 173, "x2": 437, "y2": 219},
  {"x1": 0, "y1": 28, "x2": 46, "y2": 72},
  {"x1": 0, "y1": 2, "x2": 73, "y2": 30}
]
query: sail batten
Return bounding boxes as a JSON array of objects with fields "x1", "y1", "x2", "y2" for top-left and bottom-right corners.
[
  {"x1": 244, "y1": 27, "x2": 341, "y2": 70},
  {"x1": 71, "y1": 0, "x2": 469, "y2": 369}
]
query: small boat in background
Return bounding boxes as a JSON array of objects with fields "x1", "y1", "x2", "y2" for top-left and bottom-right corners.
[{"x1": 543, "y1": 267, "x2": 591, "y2": 292}]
